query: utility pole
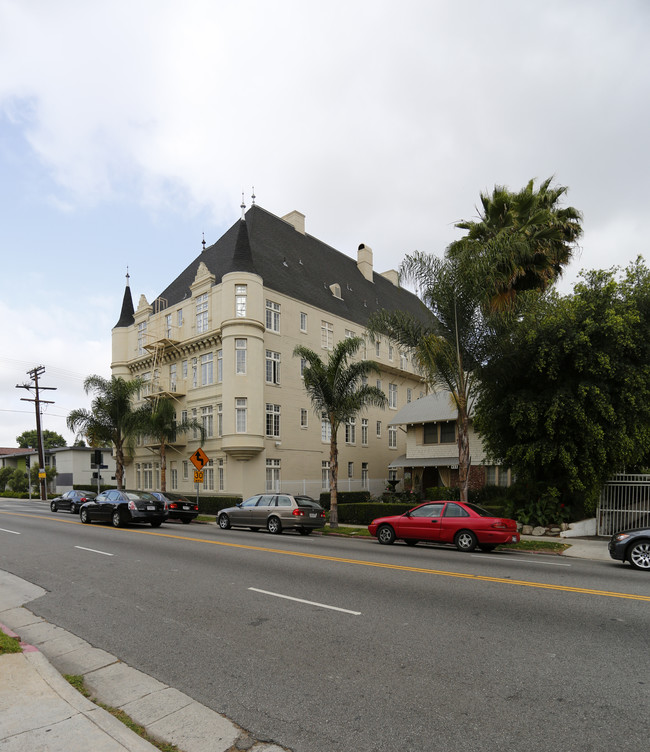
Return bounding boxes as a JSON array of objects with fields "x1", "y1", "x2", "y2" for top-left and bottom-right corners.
[{"x1": 16, "y1": 366, "x2": 56, "y2": 502}]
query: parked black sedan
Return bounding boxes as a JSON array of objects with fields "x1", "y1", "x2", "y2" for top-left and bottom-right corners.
[
  {"x1": 50, "y1": 489, "x2": 97, "y2": 514},
  {"x1": 79, "y1": 490, "x2": 167, "y2": 528},
  {"x1": 608, "y1": 527, "x2": 650, "y2": 570},
  {"x1": 151, "y1": 492, "x2": 199, "y2": 524}
]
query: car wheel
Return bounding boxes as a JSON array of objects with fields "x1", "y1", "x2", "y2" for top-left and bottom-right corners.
[
  {"x1": 218, "y1": 514, "x2": 231, "y2": 530},
  {"x1": 404, "y1": 539, "x2": 418, "y2": 546},
  {"x1": 150, "y1": 520, "x2": 162, "y2": 528},
  {"x1": 479, "y1": 544, "x2": 497, "y2": 552},
  {"x1": 455, "y1": 530, "x2": 478, "y2": 552},
  {"x1": 181, "y1": 518, "x2": 191, "y2": 524},
  {"x1": 50, "y1": 501, "x2": 57, "y2": 512},
  {"x1": 377, "y1": 525, "x2": 396, "y2": 545},
  {"x1": 112, "y1": 510, "x2": 123, "y2": 528},
  {"x1": 628, "y1": 540, "x2": 650, "y2": 570},
  {"x1": 298, "y1": 527, "x2": 312, "y2": 535},
  {"x1": 80, "y1": 508, "x2": 91, "y2": 524},
  {"x1": 70, "y1": 504, "x2": 77, "y2": 514},
  {"x1": 267, "y1": 516, "x2": 282, "y2": 535}
]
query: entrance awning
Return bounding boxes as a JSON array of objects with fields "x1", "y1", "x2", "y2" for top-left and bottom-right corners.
[{"x1": 388, "y1": 455, "x2": 459, "y2": 469}]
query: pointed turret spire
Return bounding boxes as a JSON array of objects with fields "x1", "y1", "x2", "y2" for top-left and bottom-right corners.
[{"x1": 115, "y1": 269, "x2": 135, "y2": 327}]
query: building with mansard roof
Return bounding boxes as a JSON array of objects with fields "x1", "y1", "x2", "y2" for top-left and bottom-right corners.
[{"x1": 111, "y1": 204, "x2": 432, "y2": 500}]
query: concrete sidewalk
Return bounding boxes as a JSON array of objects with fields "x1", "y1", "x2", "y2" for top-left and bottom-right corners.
[{"x1": 0, "y1": 571, "x2": 288, "y2": 752}]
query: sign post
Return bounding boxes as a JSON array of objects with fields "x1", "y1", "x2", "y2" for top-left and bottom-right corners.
[{"x1": 190, "y1": 448, "x2": 210, "y2": 509}]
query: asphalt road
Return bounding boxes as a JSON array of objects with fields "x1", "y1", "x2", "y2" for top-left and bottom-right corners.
[{"x1": 1, "y1": 498, "x2": 649, "y2": 752}]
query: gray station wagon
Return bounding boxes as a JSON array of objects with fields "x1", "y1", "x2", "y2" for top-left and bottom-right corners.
[{"x1": 217, "y1": 493, "x2": 326, "y2": 535}]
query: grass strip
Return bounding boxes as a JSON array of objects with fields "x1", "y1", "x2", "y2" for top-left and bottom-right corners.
[
  {"x1": 64, "y1": 675, "x2": 182, "y2": 752},
  {"x1": 0, "y1": 629, "x2": 23, "y2": 655}
]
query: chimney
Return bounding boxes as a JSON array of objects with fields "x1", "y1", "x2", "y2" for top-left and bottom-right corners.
[
  {"x1": 357, "y1": 243, "x2": 373, "y2": 282},
  {"x1": 380, "y1": 269, "x2": 400, "y2": 287},
  {"x1": 282, "y1": 210, "x2": 306, "y2": 234}
]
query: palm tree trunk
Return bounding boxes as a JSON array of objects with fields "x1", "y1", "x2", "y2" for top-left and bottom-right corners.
[
  {"x1": 160, "y1": 443, "x2": 167, "y2": 492},
  {"x1": 329, "y1": 433, "x2": 339, "y2": 528},
  {"x1": 115, "y1": 442, "x2": 125, "y2": 491},
  {"x1": 457, "y1": 407, "x2": 471, "y2": 502}
]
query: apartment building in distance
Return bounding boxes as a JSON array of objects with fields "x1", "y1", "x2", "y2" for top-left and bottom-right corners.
[{"x1": 112, "y1": 205, "x2": 431, "y2": 499}]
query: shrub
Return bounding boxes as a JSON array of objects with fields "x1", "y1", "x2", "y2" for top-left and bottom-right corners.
[
  {"x1": 319, "y1": 491, "x2": 371, "y2": 510},
  {"x1": 197, "y1": 496, "x2": 242, "y2": 515}
]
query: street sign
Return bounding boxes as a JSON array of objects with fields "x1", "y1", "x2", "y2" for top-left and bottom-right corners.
[
  {"x1": 190, "y1": 448, "x2": 209, "y2": 470},
  {"x1": 193, "y1": 470, "x2": 204, "y2": 483}
]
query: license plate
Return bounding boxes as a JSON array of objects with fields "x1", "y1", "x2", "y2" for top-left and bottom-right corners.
[
  {"x1": 147, "y1": 505, "x2": 155, "y2": 510},
  {"x1": 182, "y1": 505, "x2": 190, "y2": 510},
  {"x1": 511, "y1": 535, "x2": 518, "y2": 542},
  {"x1": 309, "y1": 512, "x2": 317, "y2": 518}
]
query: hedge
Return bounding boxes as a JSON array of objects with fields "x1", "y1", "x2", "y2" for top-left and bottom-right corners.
[{"x1": 318, "y1": 491, "x2": 371, "y2": 509}]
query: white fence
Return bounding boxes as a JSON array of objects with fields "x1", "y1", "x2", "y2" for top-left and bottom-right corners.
[
  {"x1": 277, "y1": 478, "x2": 387, "y2": 498},
  {"x1": 597, "y1": 474, "x2": 650, "y2": 536}
]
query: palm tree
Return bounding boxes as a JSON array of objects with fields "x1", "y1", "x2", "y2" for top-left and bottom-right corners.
[
  {"x1": 135, "y1": 398, "x2": 204, "y2": 492},
  {"x1": 450, "y1": 177, "x2": 583, "y2": 311},
  {"x1": 368, "y1": 253, "x2": 489, "y2": 502},
  {"x1": 294, "y1": 336, "x2": 387, "y2": 527},
  {"x1": 67, "y1": 375, "x2": 143, "y2": 490}
]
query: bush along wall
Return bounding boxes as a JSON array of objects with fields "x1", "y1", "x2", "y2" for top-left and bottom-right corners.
[
  {"x1": 196, "y1": 496, "x2": 242, "y2": 516},
  {"x1": 319, "y1": 491, "x2": 371, "y2": 510}
]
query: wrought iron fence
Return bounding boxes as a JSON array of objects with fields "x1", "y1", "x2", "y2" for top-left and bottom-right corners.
[{"x1": 597, "y1": 474, "x2": 650, "y2": 536}]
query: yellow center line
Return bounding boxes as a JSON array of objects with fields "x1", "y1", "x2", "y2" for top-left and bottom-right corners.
[{"x1": 4, "y1": 509, "x2": 650, "y2": 602}]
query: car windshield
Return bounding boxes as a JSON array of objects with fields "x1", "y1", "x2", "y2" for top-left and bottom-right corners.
[
  {"x1": 125, "y1": 491, "x2": 156, "y2": 501},
  {"x1": 296, "y1": 497, "x2": 320, "y2": 509},
  {"x1": 463, "y1": 502, "x2": 494, "y2": 517}
]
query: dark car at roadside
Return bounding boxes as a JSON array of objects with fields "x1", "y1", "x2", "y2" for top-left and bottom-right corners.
[
  {"x1": 79, "y1": 490, "x2": 167, "y2": 528},
  {"x1": 50, "y1": 489, "x2": 97, "y2": 514},
  {"x1": 151, "y1": 492, "x2": 199, "y2": 524},
  {"x1": 608, "y1": 527, "x2": 650, "y2": 570},
  {"x1": 368, "y1": 500, "x2": 520, "y2": 552},
  {"x1": 217, "y1": 493, "x2": 326, "y2": 535}
]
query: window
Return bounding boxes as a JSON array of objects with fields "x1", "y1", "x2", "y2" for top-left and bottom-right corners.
[
  {"x1": 376, "y1": 420, "x2": 382, "y2": 437},
  {"x1": 202, "y1": 405, "x2": 214, "y2": 438},
  {"x1": 361, "y1": 418, "x2": 368, "y2": 445},
  {"x1": 321, "y1": 413, "x2": 331, "y2": 442},
  {"x1": 400, "y1": 352, "x2": 408, "y2": 370},
  {"x1": 143, "y1": 462, "x2": 153, "y2": 489},
  {"x1": 300, "y1": 408, "x2": 308, "y2": 429},
  {"x1": 266, "y1": 403, "x2": 281, "y2": 438},
  {"x1": 196, "y1": 293, "x2": 208, "y2": 333},
  {"x1": 137, "y1": 321, "x2": 147, "y2": 355},
  {"x1": 235, "y1": 339, "x2": 247, "y2": 374},
  {"x1": 202, "y1": 460, "x2": 214, "y2": 491},
  {"x1": 217, "y1": 403, "x2": 223, "y2": 437},
  {"x1": 141, "y1": 371, "x2": 151, "y2": 397},
  {"x1": 266, "y1": 300, "x2": 280, "y2": 332},
  {"x1": 423, "y1": 423, "x2": 438, "y2": 444},
  {"x1": 388, "y1": 426, "x2": 397, "y2": 448},
  {"x1": 376, "y1": 379, "x2": 382, "y2": 391},
  {"x1": 440, "y1": 422, "x2": 456, "y2": 443},
  {"x1": 170, "y1": 463, "x2": 178, "y2": 490},
  {"x1": 407, "y1": 388, "x2": 412, "y2": 404},
  {"x1": 217, "y1": 349, "x2": 223, "y2": 382},
  {"x1": 375, "y1": 339, "x2": 381, "y2": 357},
  {"x1": 265, "y1": 350, "x2": 281, "y2": 385},
  {"x1": 300, "y1": 312, "x2": 308, "y2": 332},
  {"x1": 300, "y1": 357, "x2": 307, "y2": 377},
  {"x1": 236, "y1": 398, "x2": 247, "y2": 433},
  {"x1": 345, "y1": 417, "x2": 356, "y2": 444},
  {"x1": 181, "y1": 409, "x2": 188, "y2": 424},
  {"x1": 444, "y1": 503, "x2": 470, "y2": 518},
  {"x1": 136, "y1": 463, "x2": 141, "y2": 489},
  {"x1": 388, "y1": 344, "x2": 394, "y2": 361},
  {"x1": 191, "y1": 358, "x2": 198, "y2": 388},
  {"x1": 345, "y1": 329, "x2": 355, "y2": 339},
  {"x1": 177, "y1": 309, "x2": 183, "y2": 327},
  {"x1": 235, "y1": 285, "x2": 247, "y2": 317},
  {"x1": 165, "y1": 313, "x2": 172, "y2": 338},
  {"x1": 389, "y1": 383, "x2": 397, "y2": 409},
  {"x1": 266, "y1": 459, "x2": 281, "y2": 492},
  {"x1": 182, "y1": 460, "x2": 189, "y2": 480},
  {"x1": 499, "y1": 468, "x2": 510, "y2": 487},
  {"x1": 485, "y1": 465, "x2": 497, "y2": 485},
  {"x1": 218, "y1": 458, "x2": 224, "y2": 491},
  {"x1": 321, "y1": 460, "x2": 330, "y2": 490},
  {"x1": 321, "y1": 320, "x2": 333, "y2": 350},
  {"x1": 361, "y1": 462, "x2": 368, "y2": 489},
  {"x1": 192, "y1": 408, "x2": 198, "y2": 439},
  {"x1": 182, "y1": 359, "x2": 188, "y2": 379},
  {"x1": 201, "y1": 352, "x2": 213, "y2": 385},
  {"x1": 348, "y1": 462, "x2": 354, "y2": 478},
  {"x1": 169, "y1": 363, "x2": 177, "y2": 392}
]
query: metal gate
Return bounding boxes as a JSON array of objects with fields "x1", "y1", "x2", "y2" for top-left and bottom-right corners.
[{"x1": 597, "y1": 474, "x2": 650, "y2": 536}]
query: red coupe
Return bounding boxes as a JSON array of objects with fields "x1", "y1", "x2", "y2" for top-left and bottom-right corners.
[{"x1": 368, "y1": 500, "x2": 520, "y2": 552}]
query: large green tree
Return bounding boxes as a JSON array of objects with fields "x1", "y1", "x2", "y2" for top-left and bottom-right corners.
[
  {"x1": 368, "y1": 252, "x2": 490, "y2": 501},
  {"x1": 135, "y1": 398, "x2": 204, "y2": 492},
  {"x1": 294, "y1": 336, "x2": 387, "y2": 527},
  {"x1": 16, "y1": 429, "x2": 66, "y2": 449},
  {"x1": 474, "y1": 259, "x2": 650, "y2": 513},
  {"x1": 67, "y1": 375, "x2": 143, "y2": 490},
  {"x1": 449, "y1": 177, "x2": 583, "y2": 311}
]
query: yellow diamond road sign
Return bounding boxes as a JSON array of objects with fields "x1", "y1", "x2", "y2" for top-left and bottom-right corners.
[{"x1": 190, "y1": 448, "x2": 209, "y2": 470}]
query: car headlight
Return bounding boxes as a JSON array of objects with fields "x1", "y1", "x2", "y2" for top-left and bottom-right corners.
[{"x1": 614, "y1": 533, "x2": 631, "y2": 542}]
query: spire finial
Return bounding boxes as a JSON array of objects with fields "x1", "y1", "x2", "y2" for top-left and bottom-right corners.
[
  {"x1": 240, "y1": 192, "x2": 246, "y2": 219},
  {"x1": 126, "y1": 266, "x2": 130, "y2": 286},
  {"x1": 251, "y1": 186, "x2": 256, "y2": 205},
  {"x1": 202, "y1": 232, "x2": 206, "y2": 251}
]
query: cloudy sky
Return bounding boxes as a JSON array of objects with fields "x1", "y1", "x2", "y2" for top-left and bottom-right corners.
[{"x1": 1, "y1": 0, "x2": 648, "y2": 448}]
